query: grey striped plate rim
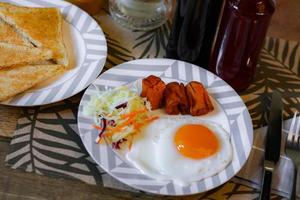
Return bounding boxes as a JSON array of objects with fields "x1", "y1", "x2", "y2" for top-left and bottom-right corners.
[
  {"x1": 77, "y1": 58, "x2": 253, "y2": 196},
  {"x1": 0, "y1": 0, "x2": 107, "y2": 106}
]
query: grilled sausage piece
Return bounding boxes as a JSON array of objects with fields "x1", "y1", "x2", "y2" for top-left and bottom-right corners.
[
  {"x1": 164, "y1": 82, "x2": 189, "y2": 115},
  {"x1": 141, "y1": 75, "x2": 166, "y2": 109},
  {"x1": 186, "y1": 81, "x2": 214, "y2": 116}
]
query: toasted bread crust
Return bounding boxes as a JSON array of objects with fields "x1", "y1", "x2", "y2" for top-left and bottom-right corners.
[
  {"x1": 0, "y1": 2, "x2": 69, "y2": 67},
  {"x1": 0, "y1": 64, "x2": 64, "y2": 101},
  {"x1": 0, "y1": 42, "x2": 53, "y2": 68},
  {"x1": 0, "y1": 19, "x2": 32, "y2": 46}
]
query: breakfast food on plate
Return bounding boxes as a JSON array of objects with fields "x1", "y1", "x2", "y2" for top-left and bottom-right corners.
[
  {"x1": 164, "y1": 82, "x2": 189, "y2": 115},
  {"x1": 186, "y1": 81, "x2": 214, "y2": 116},
  {"x1": 141, "y1": 75, "x2": 214, "y2": 116},
  {"x1": 0, "y1": 19, "x2": 32, "y2": 46},
  {"x1": 0, "y1": 42, "x2": 52, "y2": 68},
  {"x1": 0, "y1": 2, "x2": 69, "y2": 102},
  {"x1": 83, "y1": 86, "x2": 158, "y2": 149},
  {"x1": 0, "y1": 2, "x2": 69, "y2": 67},
  {"x1": 84, "y1": 77, "x2": 232, "y2": 185},
  {"x1": 0, "y1": 64, "x2": 64, "y2": 101},
  {"x1": 141, "y1": 75, "x2": 166, "y2": 109},
  {"x1": 126, "y1": 116, "x2": 233, "y2": 186}
]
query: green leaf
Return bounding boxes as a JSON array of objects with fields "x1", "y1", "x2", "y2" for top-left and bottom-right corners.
[
  {"x1": 139, "y1": 37, "x2": 154, "y2": 58},
  {"x1": 132, "y1": 35, "x2": 154, "y2": 49},
  {"x1": 281, "y1": 41, "x2": 289, "y2": 63},
  {"x1": 17, "y1": 122, "x2": 32, "y2": 129},
  {"x1": 133, "y1": 21, "x2": 171, "y2": 58},
  {"x1": 104, "y1": 31, "x2": 134, "y2": 68},
  {"x1": 267, "y1": 37, "x2": 274, "y2": 52},
  {"x1": 242, "y1": 38, "x2": 300, "y2": 128},
  {"x1": 107, "y1": 40, "x2": 132, "y2": 53},
  {"x1": 274, "y1": 38, "x2": 279, "y2": 58},
  {"x1": 290, "y1": 43, "x2": 299, "y2": 69},
  {"x1": 158, "y1": 28, "x2": 166, "y2": 49},
  {"x1": 37, "y1": 118, "x2": 77, "y2": 124},
  {"x1": 134, "y1": 29, "x2": 156, "y2": 40},
  {"x1": 34, "y1": 155, "x2": 91, "y2": 175},
  {"x1": 154, "y1": 33, "x2": 160, "y2": 57}
]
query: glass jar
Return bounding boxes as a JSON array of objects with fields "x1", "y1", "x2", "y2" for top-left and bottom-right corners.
[
  {"x1": 209, "y1": 0, "x2": 275, "y2": 92},
  {"x1": 109, "y1": 0, "x2": 172, "y2": 30}
]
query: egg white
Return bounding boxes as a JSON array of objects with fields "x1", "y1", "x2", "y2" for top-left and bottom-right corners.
[{"x1": 126, "y1": 116, "x2": 233, "y2": 186}]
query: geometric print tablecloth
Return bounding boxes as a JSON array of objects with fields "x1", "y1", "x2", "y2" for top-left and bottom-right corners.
[
  {"x1": 241, "y1": 37, "x2": 300, "y2": 129},
  {"x1": 5, "y1": 8, "x2": 300, "y2": 199},
  {"x1": 4, "y1": 95, "x2": 289, "y2": 199}
]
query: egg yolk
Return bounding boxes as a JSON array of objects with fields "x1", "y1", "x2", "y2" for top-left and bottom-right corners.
[{"x1": 174, "y1": 124, "x2": 219, "y2": 159}]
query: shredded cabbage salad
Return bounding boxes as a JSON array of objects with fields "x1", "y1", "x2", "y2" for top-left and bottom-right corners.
[{"x1": 83, "y1": 85, "x2": 157, "y2": 149}]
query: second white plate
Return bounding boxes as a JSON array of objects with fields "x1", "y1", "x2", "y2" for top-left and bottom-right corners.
[{"x1": 1, "y1": 0, "x2": 107, "y2": 106}]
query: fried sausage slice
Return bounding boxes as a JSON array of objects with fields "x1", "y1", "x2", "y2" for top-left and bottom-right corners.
[
  {"x1": 186, "y1": 81, "x2": 214, "y2": 116},
  {"x1": 141, "y1": 75, "x2": 166, "y2": 109},
  {"x1": 164, "y1": 82, "x2": 189, "y2": 115}
]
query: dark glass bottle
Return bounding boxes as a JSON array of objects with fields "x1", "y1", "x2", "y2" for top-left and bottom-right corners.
[
  {"x1": 166, "y1": 0, "x2": 223, "y2": 68},
  {"x1": 209, "y1": 0, "x2": 275, "y2": 92}
]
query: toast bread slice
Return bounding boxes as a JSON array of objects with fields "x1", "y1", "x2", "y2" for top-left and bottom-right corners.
[
  {"x1": 0, "y1": 19, "x2": 32, "y2": 46},
  {"x1": 0, "y1": 64, "x2": 64, "y2": 101},
  {"x1": 0, "y1": 42, "x2": 53, "y2": 68},
  {"x1": 0, "y1": 2, "x2": 69, "y2": 67}
]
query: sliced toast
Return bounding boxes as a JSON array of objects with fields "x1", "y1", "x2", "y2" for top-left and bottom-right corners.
[
  {"x1": 0, "y1": 42, "x2": 53, "y2": 68},
  {"x1": 0, "y1": 19, "x2": 32, "y2": 46},
  {"x1": 0, "y1": 64, "x2": 64, "y2": 101},
  {"x1": 0, "y1": 2, "x2": 69, "y2": 67}
]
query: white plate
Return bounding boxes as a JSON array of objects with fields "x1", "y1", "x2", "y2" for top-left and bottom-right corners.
[
  {"x1": 1, "y1": 0, "x2": 107, "y2": 106},
  {"x1": 78, "y1": 58, "x2": 253, "y2": 195}
]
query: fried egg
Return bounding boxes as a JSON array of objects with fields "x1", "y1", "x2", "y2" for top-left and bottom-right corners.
[{"x1": 126, "y1": 116, "x2": 233, "y2": 186}]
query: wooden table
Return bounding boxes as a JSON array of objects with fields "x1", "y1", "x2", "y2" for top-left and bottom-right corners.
[{"x1": 0, "y1": 0, "x2": 299, "y2": 199}]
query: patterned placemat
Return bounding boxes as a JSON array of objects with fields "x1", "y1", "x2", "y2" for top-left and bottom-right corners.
[
  {"x1": 241, "y1": 37, "x2": 300, "y2": 129},
  {"x1": 4, "y1": 36, "x2": 299, "y2": 199},
  {"x1": 4, "y1": 6, "x2": 300, "y2": 199},
  {"x1": 2, "y1": 96, "x2": 288, "y2": 198}
]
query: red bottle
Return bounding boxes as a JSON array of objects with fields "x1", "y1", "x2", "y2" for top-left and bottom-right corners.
[{"x1": 209, "y1": 0, "x2": 275, "y2": 92}]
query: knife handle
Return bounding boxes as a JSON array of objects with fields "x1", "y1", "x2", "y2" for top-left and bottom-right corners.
[
  {"x1": 260, "y1": 170, "x2": 273, "y2": 200},
  {"x1": 296, "y1": 164, "x2": 300, "y2": 200}
]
